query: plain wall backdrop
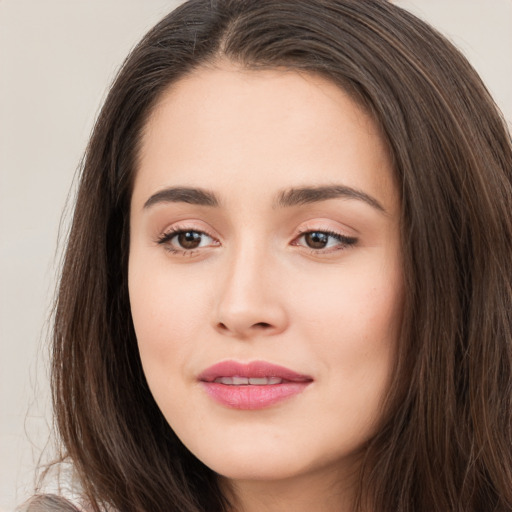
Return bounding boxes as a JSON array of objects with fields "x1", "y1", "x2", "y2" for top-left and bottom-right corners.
[{"x1": 0, "y1": 1, "x2": 511, "y2": 510}]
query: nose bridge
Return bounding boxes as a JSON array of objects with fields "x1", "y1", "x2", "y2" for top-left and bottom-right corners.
[{"x1": 215, "y1": 236, "x2": 287, "y2": 338}]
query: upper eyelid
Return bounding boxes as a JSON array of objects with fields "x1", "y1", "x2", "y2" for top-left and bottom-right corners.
[
  {"x1": 293, "y1": 230, "x2": 357, "y2": 246},
  {"x1": 156, "y1": 222, "x2": 356, "y2": 239},
  {"x1": 157, "y1": 227, "x2": 218, "y2": 244},
  {"x1": 159, "y1": 222, "x2": 219, "y2": 238},
  {"x1": 156, "y1": 226, "x2": 357, "y2": 252},
  {"x1": 295, "y1": 223, "x2": 357, "y2": 238}
]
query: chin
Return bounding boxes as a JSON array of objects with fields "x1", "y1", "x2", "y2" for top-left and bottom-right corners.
[
  {"x1": 184, "y1": 428, "x2": 359, "y2": 485},
  {"x1": 217, "y1": 454, "x2": 304, "y2": 481},
  {"x1": 182, "y1": 432, "x2": 302, "y2": 479}
]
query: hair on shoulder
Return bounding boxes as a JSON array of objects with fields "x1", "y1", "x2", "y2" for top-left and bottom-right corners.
[{"x1": 19, "y1": 495, "x2": 83, "y2": 512}]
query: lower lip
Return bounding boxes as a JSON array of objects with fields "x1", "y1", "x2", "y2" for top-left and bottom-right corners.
[{"x1": 201, "y1": 382, "x2": 310, "y2": 410}]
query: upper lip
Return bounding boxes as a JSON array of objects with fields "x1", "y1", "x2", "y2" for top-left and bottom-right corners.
[{"x1": 198, "y1": 360, "x2": 313, "y2": 383}]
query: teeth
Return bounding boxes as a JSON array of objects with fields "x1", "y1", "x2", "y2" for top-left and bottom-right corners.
[
  {"x1": 248, "y1": 377, "x2": 269, "y2": 385},
  {"x1": 213, "y1": 376, "x2": 283, "y2": 385}
]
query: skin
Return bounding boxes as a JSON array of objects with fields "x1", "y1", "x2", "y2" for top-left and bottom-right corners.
[{"x1": 128, "y1": 62, "x2": 403, "y2": 512}]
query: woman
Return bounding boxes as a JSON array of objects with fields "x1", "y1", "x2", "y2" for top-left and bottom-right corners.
[{"x1": 23, "y1": 0, "x2": 512, "y2": 511}]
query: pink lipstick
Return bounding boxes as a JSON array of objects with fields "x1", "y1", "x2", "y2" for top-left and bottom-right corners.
[{"x1": 198, "y1": 360, "x2": 313, "y2": 410}]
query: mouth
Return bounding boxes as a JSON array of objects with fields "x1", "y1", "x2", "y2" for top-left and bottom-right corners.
[
  {"x1": 212, "y1": 376, "x2": 284, "y2": 385},
  {"x1": 198, "y1": 360, "x2": 313, "y2": 410}
]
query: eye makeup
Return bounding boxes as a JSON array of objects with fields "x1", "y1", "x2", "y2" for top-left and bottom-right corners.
[{"x1": 154, "y1": 223, "x2": 358, "y2": 258}]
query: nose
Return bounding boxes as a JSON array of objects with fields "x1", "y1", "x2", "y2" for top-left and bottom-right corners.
[{"x1": 213, "y1": 244, "x2": 288, "y2": 339}]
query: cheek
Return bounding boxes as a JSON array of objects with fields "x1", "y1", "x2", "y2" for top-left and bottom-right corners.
[
  {"x1": 292, "y1": 256, "x2": 403, "y2": 404},
  {"x1": 292, "y1": 256, "x2": 402, "y2": 342},
  {"x1": 128, "y1": 259, "x2": 211, "y2": 388}
]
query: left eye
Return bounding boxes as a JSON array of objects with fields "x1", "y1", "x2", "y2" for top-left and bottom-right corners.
[
  {"x1": 295, "y1": 231, "x2": 357, "y2": 251},
  {"x1": 158, "y1": 229, "x2": 216, "y2": 251}
]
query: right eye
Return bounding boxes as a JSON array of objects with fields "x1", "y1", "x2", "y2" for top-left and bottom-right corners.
[{"x1": 156, "y1": 228, "x2": 219, "y2": 254}]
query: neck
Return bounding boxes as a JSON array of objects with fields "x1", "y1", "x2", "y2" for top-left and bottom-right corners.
[{"x1": 220, "y1": 464, "x2": 360, "y2": 512}]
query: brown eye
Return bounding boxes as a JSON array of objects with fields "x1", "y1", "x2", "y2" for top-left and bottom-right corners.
[
  {"x1": 294, "y1": 230, "x2": 358, "y2": 252},
  {"x1": 157, "y1": 229, "x2": 218, "y2": 253},
  {"x1": 177, "y1": 231, "x2": 203, "y2": 249},
  {"x1": 304, "y1": 232, "x2": 329, "y2": 249}
]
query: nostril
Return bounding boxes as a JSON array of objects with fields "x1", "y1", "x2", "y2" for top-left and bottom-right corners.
[
  {"x1": 254, "y1": 322, "x2": 271, "y2": 329},
  {"x1": 215, "y1": 321, "x2": 271, "y2": 334}
]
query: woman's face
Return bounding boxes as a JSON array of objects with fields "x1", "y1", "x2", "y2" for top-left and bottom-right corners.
[{"x1": 129, "y1": 64, "x2": 403, "y2": 491}]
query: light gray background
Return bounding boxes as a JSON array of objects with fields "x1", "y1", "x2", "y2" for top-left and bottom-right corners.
[{"x1": 1, "y1": 1, "x2": 511, "y2": 510}]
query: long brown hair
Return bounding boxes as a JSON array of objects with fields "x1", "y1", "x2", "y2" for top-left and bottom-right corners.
[{"x1": 39, "y1": 0, "x2": 512, "y2": 511}]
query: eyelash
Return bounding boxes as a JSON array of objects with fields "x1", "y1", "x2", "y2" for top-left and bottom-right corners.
[
  {"x1": 155, "y1": 227, "x2": 218, "y2": 256},
  {"x1": 293, "y1": 228, "x2": 358, "y2": 253},
  {"x1": 155, "y1": 227, "x2": 358, "y2": 256}
]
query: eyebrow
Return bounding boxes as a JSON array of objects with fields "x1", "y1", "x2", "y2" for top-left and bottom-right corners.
[
  {"x1": 274, "y1": 185, "x2": 386, "y2": 212},
  {"x1": 143, "y1": 184, "x2": 385, "y2": 213},
  {"x1": 143, "y1": 186, "x2": 219, "y2": 209}
]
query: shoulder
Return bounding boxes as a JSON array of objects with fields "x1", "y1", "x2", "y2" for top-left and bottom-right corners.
[{"x1": 18, "y1": 494, "x2": 85, "y2": 512}]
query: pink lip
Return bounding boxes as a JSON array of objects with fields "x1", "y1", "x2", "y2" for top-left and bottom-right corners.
[{"x1": 198, "y1": 360, "x2": 313, "y2": 410}]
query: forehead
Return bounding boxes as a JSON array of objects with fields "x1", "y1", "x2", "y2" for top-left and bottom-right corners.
[
  {"x1": 134, "y1": 63, "x2": 397, "y2": 214},
  {"x1": 142, "y1": 64, "x2": 377, "y2": 151}
]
